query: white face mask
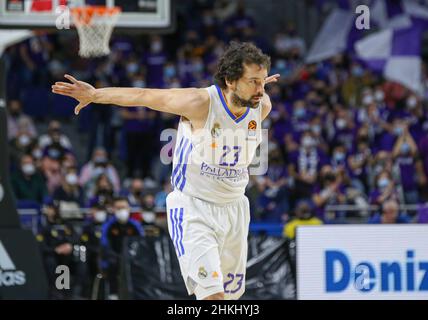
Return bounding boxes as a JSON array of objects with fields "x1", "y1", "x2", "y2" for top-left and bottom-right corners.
[
  {"x1": 302, "y1": 136, "x2": 315, "y2": 148},
  {"x1": 94, "y1": 211, "x2": 107, "y2": 223},
  {"x1": 407, "y1": 96, "x2": 417, "y2": 109},
  {"x1": 65, "y1": 173, "x2": 78, "y2": 186},
  {"x1": 336, "y1": 118, "x2": 347, "y2": 130},
  {"x1": 374, "y1": 91, "x2": 384, "y2": 102},
  {"x1": 142, "y1": 212, "x2": 156, "y2": 224},
  {"x1": 115, "y1": 209, "x2": 130, "y2": 223},
  {"x1": 363, "y1": 95, "x2": 374, "y2": 105},
  {"x1": 32, "y1": 149, "x2": 43, "y2": 159},
  {"x1": 22, "y1": 163, "x2": 35, "y2": 176},
  {"x1": 19, "y1": 135, "x2": 31, "y2": 147}
]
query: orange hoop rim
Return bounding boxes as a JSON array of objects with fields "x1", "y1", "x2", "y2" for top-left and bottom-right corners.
[{"x1": 71, "y1": 6, "x2": 121, "y2": 25}]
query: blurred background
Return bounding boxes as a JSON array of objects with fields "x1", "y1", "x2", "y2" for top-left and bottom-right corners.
[{"x1": 1, "y1": 0, "x2": 428, "y2": 300}]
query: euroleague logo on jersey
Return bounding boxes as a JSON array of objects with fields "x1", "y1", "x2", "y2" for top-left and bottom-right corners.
[{"x1": 248, "y1": 120, "x2": 257, "y2": 137}]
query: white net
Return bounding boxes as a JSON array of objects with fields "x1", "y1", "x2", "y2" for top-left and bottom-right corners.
[{"x1": 71, "y1": 7, "x2": 120, "y2": 58}]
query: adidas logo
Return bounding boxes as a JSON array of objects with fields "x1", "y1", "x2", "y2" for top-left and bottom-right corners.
[{"x1": 0, "y1": 241, "x2": 26, "y2": 287}]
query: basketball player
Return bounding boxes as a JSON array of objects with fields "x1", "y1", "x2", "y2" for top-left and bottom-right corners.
[{"x1": 52, "y1": 42, "x2": 279, "y2": 300}]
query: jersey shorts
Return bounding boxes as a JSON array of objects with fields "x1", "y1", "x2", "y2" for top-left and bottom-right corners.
[{"x1": 166, "y1": 189, "x2": 250, "y2": 300}]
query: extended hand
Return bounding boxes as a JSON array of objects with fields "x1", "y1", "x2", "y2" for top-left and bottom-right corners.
[
  {"x1": 51, "y1": 74, "x2": 96, "y2": 115},
  {"x1": 265, "y1": 74, "x2": 280, "y2": 84}
]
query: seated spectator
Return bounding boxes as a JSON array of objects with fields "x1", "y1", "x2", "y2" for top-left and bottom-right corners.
[
  {"x1": 9, "y1": 125, "x2": 38, "y2": 170},
  {"x1": 41, "y1": 127, "x2": 72, "y2": 163},
  {"x1": 6, "y1": 99, "x2": 37, "y2": 141},
  {"x1": 79, "y1": 147, "x2": 121, "y2": 195},
  {"x1": 101, "y1": 197, "x2": 143, "y2": 298},
  {"x1": 283, "y1": 199, "x2": 322, "y2": 239},
  {"x1": 36, "y1": 199, "x2": 78, "y2": 299},
  {"x1": 368, "y1": 199, "x2": 411, "y2": 224},
  {"x1": 141, "y1": 193, "x2": 156, "y2": 226},
  {"x1": 52, "y1": 166, "x2": 84, "y2": 219},
  {"x1": 87, "y1": 174, "x2": 115, "y2": 208},
  {"x1": 122, "y1": 178, "x2": 144, "y2": 207},
  {"x1": 40, "y1": 155, "x2": 62, "y2": 195},
  {"x1": 11, "y1": 154, "x2": 48, "y2": 203},
  {"x1": 39, "y1": 120, "x2": 72, "y2": 150}
]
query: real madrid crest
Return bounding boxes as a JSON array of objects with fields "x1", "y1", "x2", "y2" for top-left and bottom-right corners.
[
  {"x1": 198, "y1": 266, "x2": 208, "y2": 279},
  {"x1": 211, "y1": 122, "x2": 221, "y2": 138}
]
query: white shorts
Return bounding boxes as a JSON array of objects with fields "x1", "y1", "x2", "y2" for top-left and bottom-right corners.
[{"x1": 166, "y1": 190, "x2": 250, "y2": 300}]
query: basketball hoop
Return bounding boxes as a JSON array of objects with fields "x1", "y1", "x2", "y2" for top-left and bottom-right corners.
[{"x1": 71, "y1": 6, "x2": 121, "y2": 58}]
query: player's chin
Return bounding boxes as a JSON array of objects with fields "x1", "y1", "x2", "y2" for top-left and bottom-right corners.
[{"x1": 249, "y1": 100, "x2": 261, "y2": 108}]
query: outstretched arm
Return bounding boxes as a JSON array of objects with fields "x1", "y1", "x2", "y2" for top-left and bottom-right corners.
[{"x1": 52, "y1": 74, "x2": 209, "y2": 121}]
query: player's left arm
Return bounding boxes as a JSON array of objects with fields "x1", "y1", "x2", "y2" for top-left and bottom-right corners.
[{"x1": 261, "y1": 74, "x2": 280, "y2": 120}]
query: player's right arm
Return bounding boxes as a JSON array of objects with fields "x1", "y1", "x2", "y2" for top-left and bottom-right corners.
[{"x1": 51, "y1": 74, "x2": 209, "y2": 122}]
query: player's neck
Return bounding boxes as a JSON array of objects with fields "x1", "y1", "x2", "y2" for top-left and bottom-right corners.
[{"x1": 221, "y1": 88, "x2": 247, "y2": 118}]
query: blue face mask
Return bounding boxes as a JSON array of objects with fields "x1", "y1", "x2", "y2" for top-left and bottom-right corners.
[
  {"x1": 377, "y1": 178, "x2": 390, "y2": 189},
  {"x1": 294, "y1": 108, "x2": 306, "y2": 119},
  {"x1": 352, "y1": 66, "x2": 363, "y2": 77},
  {"x1": 334, "y1": 152, "x2": 345, "y2": 162},
  {"x1": 394, "y1": 126, "x2": 403, "y2": 136},
  {"x1": 400, "y1": 142, "x2": 410, "y2": 154},
  {"x1": 164, "y1": 66, "x2": 176, "y2": 79}
]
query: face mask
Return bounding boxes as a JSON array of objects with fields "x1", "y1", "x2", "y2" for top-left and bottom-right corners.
[
  {"x1": 142, "y1": 212, "x2": 156, "y2": 224},
  {"x1": 133, "y1": 80, "x2": 146, "y2": 88},
  {"x1": 151, "y1": 42, "x2": 162, "y2": 53},
  {"x1": 407, "y1": 97, "x2": 417, "y2": 109},
  {"x1": 374, "y1": 91, "x2": 384, "y2": 102},
  {"x1": 334, "y1": 152, "x2": 345, "y2": 162},
  {"x1": 275, "y1": 59, "x2": 286, "y2": 70},
  {"x1": 133, "y1": 190, "x2": 142, "y2": 198},
  {"x1": 363, "y1": 95, "x2": 374, "y2": 105},
  {"x1": 377, "y1": 178, "x2": 390, "y2": 189},
  {"x1": 294, "y1": 108, "x2": 306, "y2": 119},
  {"x1": 94, "y1": 211, "x2": 107, "y2": 223},
  {"x1": 127, "y1": 63, "x2": 138, "y2": 74},
  {"x1": 352, "y1": 66, "x2": 363, "y2": 77},
  {"x1": 394, "y1": 126, "x2": 403, "y2": 136},
  {"x1": 94, "y1": 155, "x2": 107, "y2": 164},
  {"x1": 302, "y1": 136, "x2": 315, "y2": 148},
  {"x1": 32, "y1": 149, "x2": 43, "y2": 159},
  {"x1": 193, "y1": 63, "x2": 204, "y2": 73},
  {"x1": 65, "y1": 173, "x2": 78, "y2": 186},
  {"x1": 164, "y1": 66, "x2": 176, "y2": 79},
  {"x1": 18, "y1": 135, "x2": 31, "y2": 147},
  {"x1": 324, "y1": 173, "x2": 336, "y2": 183},
  {"x1": 400, "y1": 142, "x2": 410, "y2": 154},
  {"x1": 22, "y1": 163, "x2": 35, "y2": 176},
  {"x1": 115, "y1": 209, "x2": 130, "y2": 223},
  {"x1": 48, "y1": 148, "x2": 61, "y2": 159},
  {"x1": 93, "y1": 167, "x2": 105, "y2": 177},
  {"x1": 312, "y1": 125, "x2": 321, "y2": 135},
  {"x1": 336, "y1": 119, "x2": 347, "y2": 130}
]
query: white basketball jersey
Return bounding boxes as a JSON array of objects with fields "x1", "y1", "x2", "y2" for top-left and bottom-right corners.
[{"x1": 171, "y1": 85, "x2": 262, "y2": 204}]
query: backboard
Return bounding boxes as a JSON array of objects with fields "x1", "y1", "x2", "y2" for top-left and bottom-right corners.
[{"x1": 0, "y1": 0, "x2": 172, "y2": 29}]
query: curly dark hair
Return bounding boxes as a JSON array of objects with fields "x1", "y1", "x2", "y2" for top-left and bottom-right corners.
[{"x1": 214, "y1": 42, "x2": 271, "y2": 89}]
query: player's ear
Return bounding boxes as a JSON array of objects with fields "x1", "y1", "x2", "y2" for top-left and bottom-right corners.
[{"x1": 225, "y1": 78, "x2": 235, "y2": 90}]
